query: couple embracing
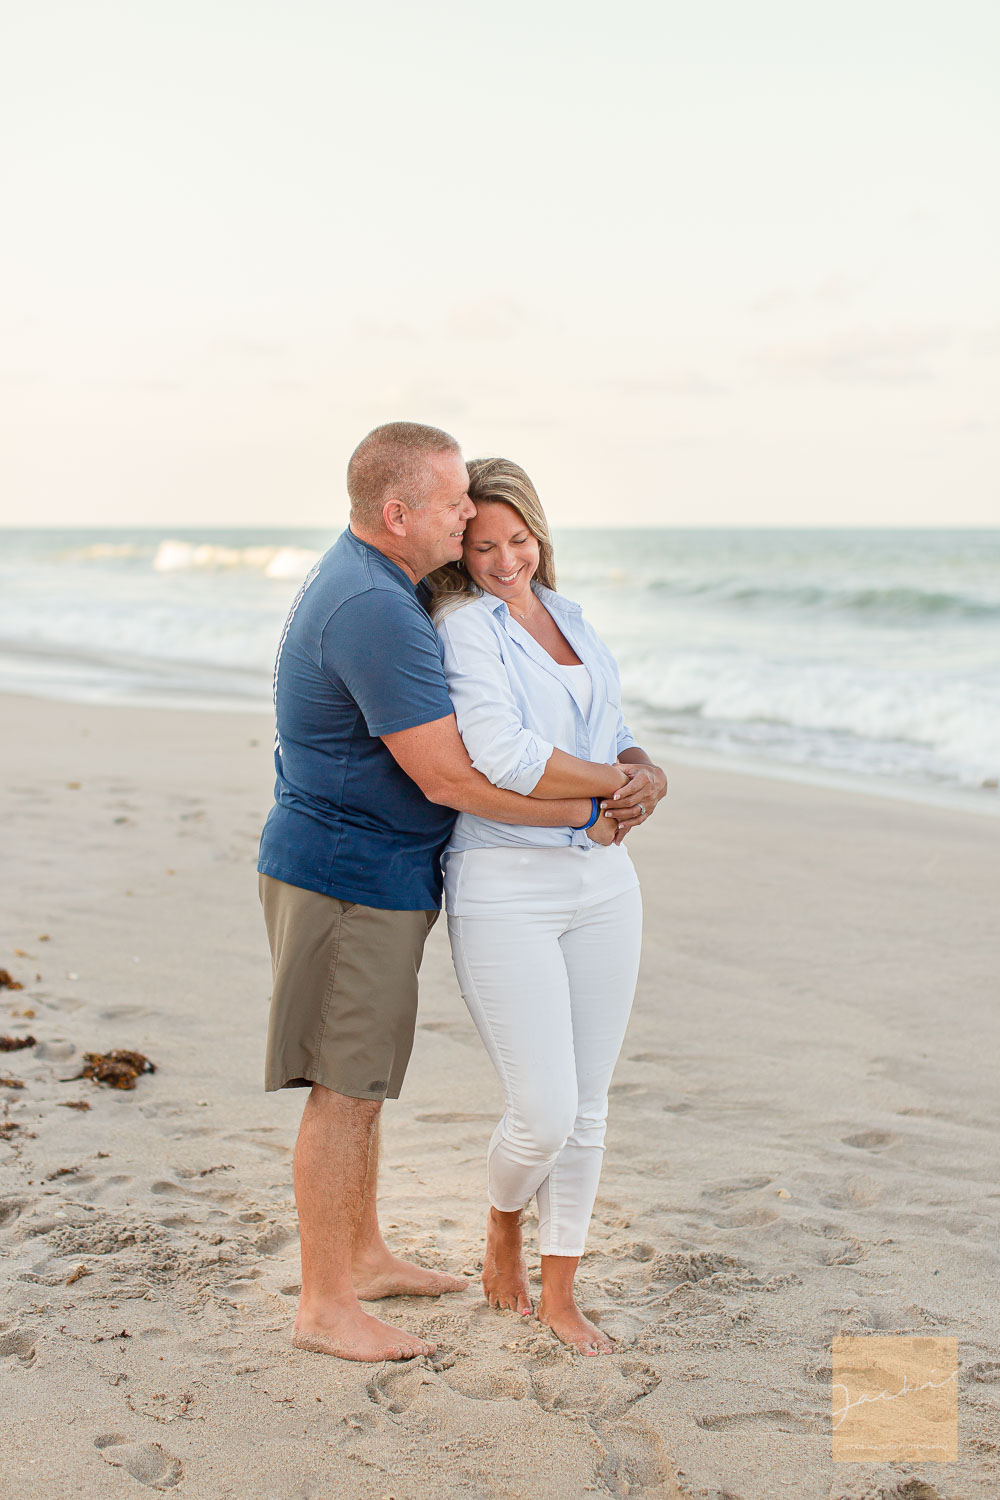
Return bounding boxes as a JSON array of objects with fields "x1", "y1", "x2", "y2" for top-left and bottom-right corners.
[{"x1": 257, "y1": 422, "x2": 667, "y2": 1363}]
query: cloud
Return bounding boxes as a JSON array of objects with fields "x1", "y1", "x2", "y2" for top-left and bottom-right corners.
[
  {"x1": 814, "y1": 272, "x2": 867, "y2": 307},
  {"x1": 445, "y1": 297, "x2": 538, "y2": 340},
  {"x1": 752, "y1": 271, "x2": 868, "y2": 314},
  {"x1": 210, "y1": 336, "x2": 289, "y2": 361},
  {"x1": 606, "y1": 370, "x2": 726, "y2": 398},
  {"x1": 972, "y1": 324, "x2": 1000, "y2": 356},
  {"x1": 757, "y1": 325, "x2": 951, "y2": 383},
  {"x1": 353, "y1": 318, "x2": 421, "y2": 342},
  {"x1": 373, "y1": 380, "x2": 468, "y2": 420}
]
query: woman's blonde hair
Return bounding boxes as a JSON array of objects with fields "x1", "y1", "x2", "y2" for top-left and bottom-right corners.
[{"x1": 430, "y1": 456, "x2": 556, "y2": 617}]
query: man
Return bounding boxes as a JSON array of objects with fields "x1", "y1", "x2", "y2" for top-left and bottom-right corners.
[{"x1": 258, "y1": 421, "x2": 612, "y2": 1362}]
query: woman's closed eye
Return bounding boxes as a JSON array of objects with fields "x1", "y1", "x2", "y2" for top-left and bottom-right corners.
[{"x1": 474, "y1": 535, "x2": 530, "y2": 552}]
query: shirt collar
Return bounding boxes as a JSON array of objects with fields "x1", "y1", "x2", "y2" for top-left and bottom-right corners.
[{"x1": 345, "y1": 527, "x2": 419, "y2": 594}]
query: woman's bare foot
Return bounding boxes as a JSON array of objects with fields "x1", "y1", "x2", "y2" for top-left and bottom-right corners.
[
  {"x1": 536, "y1": 1296, "x2": 615, "y2": 1356},
  {"x1": 353, "y1": 1246, "x2": 467, "y2": 1300},
  {"x1": 482, "y1": 1207, "x2": 532, "y2": 1315},
  {"x1": 293, "y1": 1298, "x2": 435, "y2": 1362}
]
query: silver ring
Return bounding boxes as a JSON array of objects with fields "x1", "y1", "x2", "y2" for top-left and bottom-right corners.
[{"x1": 638, "y1": 804, "x2": 646, "y2": 816}]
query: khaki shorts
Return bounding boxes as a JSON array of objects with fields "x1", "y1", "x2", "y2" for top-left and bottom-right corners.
[{"x1": 259, "y1": 874, "x2": 438, "y2": 1101}]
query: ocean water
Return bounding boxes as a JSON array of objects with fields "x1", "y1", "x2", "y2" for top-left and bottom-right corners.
[{"x1": 2, "y1": 527, "x2": 998, "y2": 805}]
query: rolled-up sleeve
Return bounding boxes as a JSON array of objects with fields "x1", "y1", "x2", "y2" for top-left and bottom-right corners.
[
  {"x1": 438, "y1": 608, "x2": 554, "y2": 794},
  {"x1": 616, "y1": 716, "x2": 637, "y2": 756}
]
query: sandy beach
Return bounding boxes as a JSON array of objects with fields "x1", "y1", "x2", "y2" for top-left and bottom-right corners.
[{"x1": 2, "y1": 689, "x2": 998, "y2": 1499}]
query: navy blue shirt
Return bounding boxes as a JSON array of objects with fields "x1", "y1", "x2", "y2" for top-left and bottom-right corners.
[{"x1": 257, "y1": 529, "x2": 457, "y2": 910}]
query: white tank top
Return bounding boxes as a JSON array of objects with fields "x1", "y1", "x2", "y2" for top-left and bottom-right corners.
[{"x1": 556, "y1": 661, "x2": 593, "y2": 718}]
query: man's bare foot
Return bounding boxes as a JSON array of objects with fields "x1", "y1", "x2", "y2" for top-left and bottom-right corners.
[
  {"x1": 293, "y1": 1300, "x2": 435, "y2": 1362},
  {"x1": 353, "y1": 1246, "x2": 467, "y2": 1300},
  {"x1": 536, "y1": 1297, "x2": 615, "y2": 1356},
  {"x1": 482, "y1": 1207, "x2": 532, "y2": 1315}
]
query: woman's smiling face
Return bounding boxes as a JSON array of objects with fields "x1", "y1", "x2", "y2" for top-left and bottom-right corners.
[{"x1": 462, "y1": 502, "x2": 541, "y2": 605}]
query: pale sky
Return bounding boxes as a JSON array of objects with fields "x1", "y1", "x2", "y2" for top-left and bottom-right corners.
[{"x1": 1, "y1": 0, "x2": 997, "y2": 528}]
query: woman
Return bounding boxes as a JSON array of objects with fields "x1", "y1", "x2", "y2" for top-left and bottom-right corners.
[{"x1": 431, "y1": 457, "x2": 667, "y2": 1355}]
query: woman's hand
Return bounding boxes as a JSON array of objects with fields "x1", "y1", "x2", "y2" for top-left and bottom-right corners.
[
  {"x1": 600, "y1": 760, "x2": 667, "y2": 840},
  {"x1": 586, "y1": 805, "x2": 619, "y2": 846}
]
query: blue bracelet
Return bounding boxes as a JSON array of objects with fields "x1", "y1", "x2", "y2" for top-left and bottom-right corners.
[{"x1": 571, "y1": 797, "x2": 601, "y2": 831}]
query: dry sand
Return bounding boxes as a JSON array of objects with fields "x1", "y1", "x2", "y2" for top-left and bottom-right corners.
[{"x1": 1, "y1": 690, "x2": 998, "y2": 1499}]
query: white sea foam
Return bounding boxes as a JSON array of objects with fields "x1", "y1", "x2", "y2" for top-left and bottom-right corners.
[
  {"x1": 617, "y1": 650, "x2": 1000, "y2": 786},
  {"x1": 151, "y1": 540, "x2": 320, "y2": 578},
  {"x1": 3, "y1": 526, "x2": 998, "y2": 798}
]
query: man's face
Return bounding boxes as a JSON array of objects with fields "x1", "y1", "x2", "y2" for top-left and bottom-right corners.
[{"x1": 404, "y1": 451, "x2": 476, "y2": 574}]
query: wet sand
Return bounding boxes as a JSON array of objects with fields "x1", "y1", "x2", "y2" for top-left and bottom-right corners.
[{"x1": 1, "y1": 691, "x2": 998, "y2": 1498}]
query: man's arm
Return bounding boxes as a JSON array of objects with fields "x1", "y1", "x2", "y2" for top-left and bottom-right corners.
[{"x1": 382, "y1": 715, "x2": 593, "y2": 828}]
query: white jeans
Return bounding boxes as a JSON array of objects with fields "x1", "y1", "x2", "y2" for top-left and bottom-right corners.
[{"x1": 445, "y1": 846, "x2": 643, "y2": 1256}]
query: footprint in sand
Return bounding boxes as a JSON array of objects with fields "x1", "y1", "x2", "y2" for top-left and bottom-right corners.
[
  {"x1": 0, "y1": 1329, "x2": 37, "y2": 1364},
  {"x1": 367, "y1": 1361, "x2": 435, "y2": 1414},
  {"x1": 695, "y1": 1408, "x2": 822, "y2": 1433},
  {"x1": 34, "y1": 1039, "x2": 77, "y2": 1061},
  {"x1": 223, "y1": 1130, "x2": 291, "y2": 1158},
  {"x1": 255, "y1": 1224, "x2": 298, "y2": 1256},
  {"x1": 596, "y1": 1415, "x2": 683, "y2": 1499},
  {"x1": 701, "y1": 1175, "x2": 773, "y2": 1200},
  {"x1": 529, "y1": 1357, "x2": 660, "y2": 1422},
  {"x1": 416, "y1": 1020, "x2": 478, "y2": 1047},
  {"x1": 415, "y1": 1111, "x2": 495, "y2": 1125},
  {"x1": 841, "y1": 1129, "x2": 899, "y2": 1151},
  {"x1": 94, "y1": 1435, "x2": 184, "y2": 1488},
  {"x1": 822, "y1": 1174, "x2": 881, "y2": 1209},
  {"x1": 0, "y1": 1196, "x2": 29, "y2": 1229},
  {"x1": 441, "y1": 1362, "x2": 530, "y2": 1401}
]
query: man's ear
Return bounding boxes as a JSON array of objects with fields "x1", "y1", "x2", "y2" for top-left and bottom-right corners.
[{"x1": 382, "y1": 497, "x2": 408, "y2": 537}]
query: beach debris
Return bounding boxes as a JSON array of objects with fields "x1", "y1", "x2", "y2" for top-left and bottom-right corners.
[
  {"x1": 13, "y1": 948, "x2": 29, "y2": 958},
  {"x1": 0, "y1": 1034, "x2": 36, "y2": 1051},
  {"x1": 12, "y1": 1008, "x2": 36, "y2": 1019},
  {"x1": 66, "y1": 1264, "x2": 90, "y2": 1285},
  {"x1": 0, "y1": 969, "x2": 24, "y2": 991},
  {"x1": 46, "y1": 1165, "x2": 81, "y2": 1181},
  {"x1": 0, "y1": 1122, "x2": 21, "y2": 1140},
  {"x1": 38, "y1": 935, "x2": 50, "y2": 943},
  {"x1": 60, "y1": 1099, "x2": 92, "y2": 1112},
  {"x1": 775, "y1": 1188, "x2": 791, "y2": 1199},
  {"x1": 64, "y1": 1049, "x2": 156, "y2": 1090},
  {"x1": 0, "y1": 1075, "x2": 25, "y2": 1089}
]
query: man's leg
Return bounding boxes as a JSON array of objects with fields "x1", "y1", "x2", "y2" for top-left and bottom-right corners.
[
  {"x1": 351, "y1": 1115, "x2": 468, "y2": 1299},
  {"x1": 292, "y1": 1084, "x2": 435, "y2": 1361}
]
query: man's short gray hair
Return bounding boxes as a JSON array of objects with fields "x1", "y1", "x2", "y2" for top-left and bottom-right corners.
[{"x1": 347, "y1": 421, "x2": 461, "y2": 528}]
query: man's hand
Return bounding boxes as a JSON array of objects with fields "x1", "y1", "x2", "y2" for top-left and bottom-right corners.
[{"x1": 600, "y1": 760, "x2": 668, "y2": 840}]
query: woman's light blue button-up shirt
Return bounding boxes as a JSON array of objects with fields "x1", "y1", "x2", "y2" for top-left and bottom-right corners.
[{"x1": 436, "y1": 585, "x2": 636, "y2": 852}]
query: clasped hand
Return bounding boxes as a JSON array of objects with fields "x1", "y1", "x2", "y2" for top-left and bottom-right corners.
[{"x1": 587, "y1": 761, "x2": 667, "y2": 845}]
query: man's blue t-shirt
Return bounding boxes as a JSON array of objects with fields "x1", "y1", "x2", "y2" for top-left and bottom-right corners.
[{"x1": 257, "y1": 529, "x2": 457, "y2": 910}]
